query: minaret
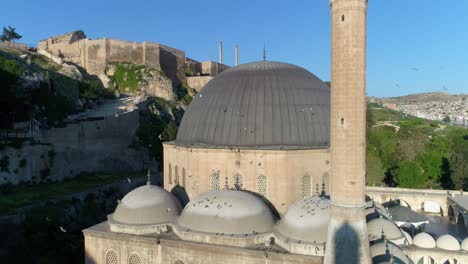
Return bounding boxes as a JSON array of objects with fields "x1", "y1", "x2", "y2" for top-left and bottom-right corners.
[
  {"x1": 219, "y1": 40, "x2": 223, "y2": 64},
  {"x1": 324, "y1": 0, "x2": 371, "y2": 264},
  {"x1": 235, "y1": 45, "x2": 239, "y2": 66}
]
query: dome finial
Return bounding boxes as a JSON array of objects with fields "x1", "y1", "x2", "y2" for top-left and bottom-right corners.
[
  {"x1": 147, "y1": 169, "x2": 151, "y2": 185},
  {"x1": 263, "y1": 45, "x2": 267, "y2": 61}
]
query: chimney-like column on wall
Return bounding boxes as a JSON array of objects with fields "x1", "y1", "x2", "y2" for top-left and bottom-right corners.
[
  {"x1": 219, "y1": 40, "x2": 223, "y2": 64},
  {"x1": 324, "y1": 0, "x2": 371, "y2": 263},
  {"x1": 235, "y1": 45, "x2": 239, "y2": 66}
]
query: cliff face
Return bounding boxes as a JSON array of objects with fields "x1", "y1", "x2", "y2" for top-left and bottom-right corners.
[{"x1": 106, "y1": 63, "x2": 176, "y2": 101}]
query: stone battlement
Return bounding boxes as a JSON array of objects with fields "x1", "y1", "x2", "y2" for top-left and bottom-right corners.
[{"x1": 38, "y1": 31, "x2": 186, "y2": 85}]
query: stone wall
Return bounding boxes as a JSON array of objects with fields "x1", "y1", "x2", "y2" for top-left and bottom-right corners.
[
  {"x1": 38, "y1": 31, "x2": 85, "y2": 64},
  {"x1": 201, "y1": 61, "x2": 229, "y2": 76},
  {"x1": 163, "y1": 143, "x2": 330, "y2": 216},
  {"x1": 0, "y1": 42, "x2": 29, "y2": 51},
  {"x1": 187, "y1": 76, "x2": 212, "y2": 92},
  {"x1": 83, "y1": 227, "x2": 323, "y2": 264},
  {"x1": 0, "y1": 110, "x2": 150, "y2": 184},
  {"x1": 38, "y1": 31, "x2": 186, "y2": 85}
]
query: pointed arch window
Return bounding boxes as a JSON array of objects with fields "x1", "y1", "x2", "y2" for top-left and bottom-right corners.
[
  {"x1": 168, "y1": 163, "x2": 172, "y2": 184},
  {"x1": 175, "y1": 165, "x2": 179, "y2": 185},
  {"x1": 182, "y1": 168, "x2": 186, "y2": 186}
]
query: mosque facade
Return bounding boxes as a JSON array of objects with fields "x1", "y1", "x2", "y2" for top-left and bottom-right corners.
[{"x1": 83, "y1": 1, "x2": 468, "y2": 263}]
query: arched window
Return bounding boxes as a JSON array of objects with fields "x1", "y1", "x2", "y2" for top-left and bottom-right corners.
[
  {"x1": 233, "y1": 173, "x2": 243, "y2": 189},
  {"x1": 105, "y1": 249, "x2": 118, "y2": 264},
  {"x1": 257, "y1": 174, "x2": 268, "y2": 198},
  {"x1": 173, "y1": 260, "x2": 185, "y2": 264},
  {"x1": 182, "y1": 168, "x2": 186, "y2": 187},
  {"x1": 210, "y1": 170, "x2": 220, "y2": 190},
  {"x1": 128, "y1": 253, "x2": 141, "y2": 264},
  {"x1": 175, "y1": 165, "x2": 179, "y2": 185},
  {"x1": 168, "y1": 163, "x2": 172, "y2": 184},
  {"x1": 302, "y1": 174, "x2": 312, "y2": 197}
]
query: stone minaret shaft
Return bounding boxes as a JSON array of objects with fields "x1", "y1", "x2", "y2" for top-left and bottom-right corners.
[
  {"x1": 219, "y1": 40, "x2": 223, "y2": 64},
  {"x1": 324, "y1": 0, "x2": 371, "y2": 263},
  {"x1": 235, "y1": 45, "x2": 239, "y2": 66}
]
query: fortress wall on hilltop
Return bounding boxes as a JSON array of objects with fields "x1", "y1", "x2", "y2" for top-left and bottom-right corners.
[{"x1": 38, "y1": 31, "x2": 186, "y2": 84}]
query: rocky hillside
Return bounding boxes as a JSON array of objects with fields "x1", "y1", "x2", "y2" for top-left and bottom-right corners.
[{"x1": 0, "y1": 46, "x2": 194, "y2": 186}]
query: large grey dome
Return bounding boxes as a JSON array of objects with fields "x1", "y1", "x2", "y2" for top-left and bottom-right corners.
[{"x1": 176, "y1": 61, "x2": 330, "y2": 149}]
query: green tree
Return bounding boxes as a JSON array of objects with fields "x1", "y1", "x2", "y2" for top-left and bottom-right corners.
[
  {"x1": 394, "y1": 160, "x2": 425, "y2": 188},
  {"x1": 1, "y1": 26, "x2": 22, "y2": 42},
  {"x1": 449, "y1": 132, "x2": 468, "y2": 190},
  {"x1": 414, "y1": 137, "x2": 450, "y2": 188},
  {"x1": 443, "y1": 115, "x2": 451, "y2": 122}
]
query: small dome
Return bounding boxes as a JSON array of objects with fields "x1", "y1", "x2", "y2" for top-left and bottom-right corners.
[
  {"x1": 413, "y1": 232, "x2": 436, "y2": 248},
  {"x1": 461, "y1": 237, "x2": 468, "y2": 251},
  {"x1": 402, "y1": 230, "x2": 413, "y2": 245},
  {"x1": 111, "y1": 185, "x2": 181, "y2": 225},
  {"x1": 436, "y1": 234, "x2": 460, "y2": 251},
  {"x1": 368, "y1": 218, "x2": 403, "y2": 241},
  {"x1": 178, "y1": 190, "x2": 274, "y2": 235},
  {"x1": 276, "y1": 196, "x2": 330, "y2": 243},
  {"x1": 370, "y1": 239, "x2": 409, "y2": 264}
]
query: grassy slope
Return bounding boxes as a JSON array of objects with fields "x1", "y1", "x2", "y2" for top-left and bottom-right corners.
[{"x1": 0, "y1": 171, "x2": 143, "y2": 215}]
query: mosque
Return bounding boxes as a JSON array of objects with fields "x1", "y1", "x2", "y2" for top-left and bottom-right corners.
[{"x1": 83, "y1": 1, "x2": 468, "y2": 263}]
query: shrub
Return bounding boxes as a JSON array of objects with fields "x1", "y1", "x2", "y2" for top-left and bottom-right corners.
[
  {"x1": 18, "y1": 158, "x2": 26, "y2": 168},
  {"x1": 0, "y1": 156, "x2": 10, "y2": 172}
]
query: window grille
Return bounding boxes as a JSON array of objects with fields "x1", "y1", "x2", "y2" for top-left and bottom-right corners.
[
  {"x1": 210, "y1": 170, "x2": 220, "y2": 190},
  {"x1": 257, "y1": 174, "x2": 268, "y2": 198},
  {"x1": 128, "y1": 253, "x2": 141, "y2": 264},
  {"x1": 323, "y1": 172, "x2": 330, "y2": 194},
  {"x1": 302, "y1": 174, "x2": 312, "y2": 197},
  {"x1": 105, "y1": 250, "x2": 118, "y2": 264}
]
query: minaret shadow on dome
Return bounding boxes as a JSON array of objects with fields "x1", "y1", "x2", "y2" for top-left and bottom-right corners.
[{"x1": 324, "y1": 0, "x2": 371, "y2": 264}]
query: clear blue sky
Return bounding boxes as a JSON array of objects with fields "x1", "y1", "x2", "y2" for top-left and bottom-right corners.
[{"x1": 2, "y1": 0, "x2": 467, "y2": 97}]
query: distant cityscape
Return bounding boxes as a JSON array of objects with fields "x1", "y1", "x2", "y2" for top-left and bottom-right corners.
[{"x1": 371, "y1": 92, "x2": 468, "y2": 127}]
